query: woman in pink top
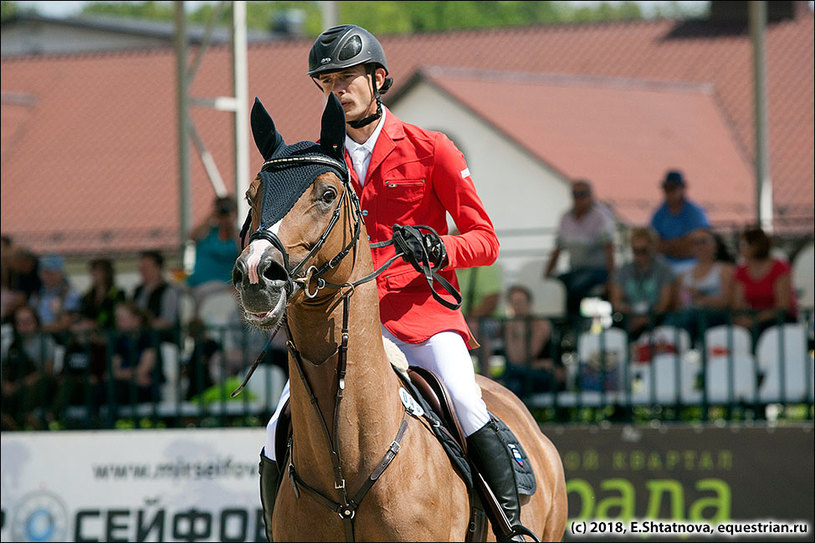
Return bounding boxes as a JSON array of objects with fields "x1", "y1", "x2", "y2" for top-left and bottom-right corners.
[{"x1": 732, "y1": 226, "x2": 797, "y2": 338}]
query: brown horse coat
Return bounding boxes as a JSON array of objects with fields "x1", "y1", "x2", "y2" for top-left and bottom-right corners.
[{"x1": 233, "y1": 95, "x2": 567, "y2": 542}]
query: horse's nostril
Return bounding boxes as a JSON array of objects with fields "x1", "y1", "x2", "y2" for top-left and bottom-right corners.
[
  {"x1": 232, "y1": 265, "x2": 244, "y2": 287},
  {"x1": 262, "y1": 260, "x2": 288, "y2": 283}
]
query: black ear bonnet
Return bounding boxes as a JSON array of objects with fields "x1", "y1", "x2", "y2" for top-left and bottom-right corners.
[
  {"x1": 247, "y1": 95, "x2": 348, "y2": 234},
  {"x1": 258, "y1": 141, "x2": 347, "y2": 229}
]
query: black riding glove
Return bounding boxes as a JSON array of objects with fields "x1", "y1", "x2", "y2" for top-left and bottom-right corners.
[{"x1": 393, "y1": 224, "x2": 448, "y2": 271}]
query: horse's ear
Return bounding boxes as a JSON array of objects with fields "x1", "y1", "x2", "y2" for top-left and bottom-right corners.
[
  {"x1": 251, "y1": 97, "x2": 285, "y2": 160},
  {"x1": 320, "y1": 93, "x2": 346, "y2": 161}
]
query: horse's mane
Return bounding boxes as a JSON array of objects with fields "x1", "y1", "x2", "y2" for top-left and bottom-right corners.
[{"x1": 383, "y1": 336, "x2": 409, "y2": 378}]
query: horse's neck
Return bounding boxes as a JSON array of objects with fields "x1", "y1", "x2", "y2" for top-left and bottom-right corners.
[{"x1": 286, "y1": 275, "x2": 401, "y2": 488}]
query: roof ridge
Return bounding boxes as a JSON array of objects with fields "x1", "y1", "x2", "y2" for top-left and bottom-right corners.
[{"x1": 420, "y1": 66, "x2": 714, "y2": 94}]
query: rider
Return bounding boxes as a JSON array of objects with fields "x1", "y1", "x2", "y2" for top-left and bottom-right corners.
[{"x1": 260, "y1": 24, "x2": 527, "y2": 542}]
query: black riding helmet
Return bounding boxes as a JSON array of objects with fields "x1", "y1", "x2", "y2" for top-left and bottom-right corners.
[{"x1": 307, "y1": 25, "x2": 393, "y2": 128}]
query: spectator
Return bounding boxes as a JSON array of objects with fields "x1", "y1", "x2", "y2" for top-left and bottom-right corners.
[
  {"x1": 1, "y1": 236, "x2": 27, "y2": 323},
  {"x1": 132, "y1": 250, "x2": 180, "y2": 342},
  {"x1": 182, "y1": 318, "x2": 219, "y2": 401},
  {"x1": 1, "y1": 305, "x2": 57, "y2": 430},
  {"x1": 732, "y1": 226, "x2": 797, "y2": 339},
  {"x1": 5, "y1": 243, "x2": 42, "y2": 308},
  {"x1": 110, "y1": 301, "x2": 162, "y2": 405},
  {"x1": 610, "y1": 227, "x2": 674, "y2": 341},
  {"x1": 51, "y1": 326, "x2": 106, "y2": 427},
  {"x1": 457, "y1": 261, "x2": 504, "y2": 376},
  {"x1": 186, "y1": 195, "x2": 241, "y2": 308},
  {"x1": 666, "y1": 229, "x2": 735, "y2": 344},
  {"x1": 544, "y1": 179, "x2": 615, "y2": 328},
  {"x1": 650, "y1": 170, "x2": 711, "y2": 277},
  {"x1": 500, "y1": 285, "x2": 564, "y2": 397},
  {"x1": 29, "y1": 254, "x2": 81, "y2": 339},
  {"x1": 77, "y1": 258, "x2": 126, "y2": 332}
]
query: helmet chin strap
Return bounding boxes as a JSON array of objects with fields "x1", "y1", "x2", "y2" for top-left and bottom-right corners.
[{"x1": 348, "y1": 66, "x2": 391, "y2": 129}]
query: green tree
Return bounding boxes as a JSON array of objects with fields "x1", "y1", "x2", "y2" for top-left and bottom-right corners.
[
  {"x1": 1, "y1": 1, "x2": 22, "y2": 21},
  {"x1": 4, "y1": 1, "x2": 711, "y2": 34}
]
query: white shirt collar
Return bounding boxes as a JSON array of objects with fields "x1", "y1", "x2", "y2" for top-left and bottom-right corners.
[{"x1": 345, "y1": 108, "x2": 386, "y2": 185}]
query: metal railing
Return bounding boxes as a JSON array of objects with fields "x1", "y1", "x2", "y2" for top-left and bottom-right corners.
[{"x1": 1, "y1": 308, "x2": 812, "y2": 430}]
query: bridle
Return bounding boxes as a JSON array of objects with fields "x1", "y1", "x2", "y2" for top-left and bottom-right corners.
[
  {"x1": 235, "y1": 152, "x2": 413, "y2": 541},
  {"x1": 241, "y1": 154, "x2": 362, "y2": 298}
]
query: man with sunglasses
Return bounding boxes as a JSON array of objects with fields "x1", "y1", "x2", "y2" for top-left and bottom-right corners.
[{"x1": 544, "y1": 179, "x2": 616, "y2": 327}]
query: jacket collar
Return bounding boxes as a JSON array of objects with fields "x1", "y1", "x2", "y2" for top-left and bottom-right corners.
[{"x1": 365, "y1": 107, "x2": 403, "y2": 181}]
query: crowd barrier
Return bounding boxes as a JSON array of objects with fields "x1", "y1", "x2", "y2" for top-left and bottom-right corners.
[{"x1": 1, "y1": 308, "x2": 812, "y2": 430}]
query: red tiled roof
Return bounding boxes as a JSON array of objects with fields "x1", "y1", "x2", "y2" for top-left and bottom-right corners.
[
  {"x1": 1, "y1": 15, "x2": 812, "y2": 256},
  {"x1": 418, "y1": 68, "x2": 755, "y2": 225}
]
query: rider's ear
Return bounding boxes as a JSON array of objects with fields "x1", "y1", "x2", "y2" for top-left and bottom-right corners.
[
  {"x1": 320, "y1": 93, "x2": 346, "y2": 161},
  {"x1": 251, "y1": 97, "x2": 285, "y2": 160}
]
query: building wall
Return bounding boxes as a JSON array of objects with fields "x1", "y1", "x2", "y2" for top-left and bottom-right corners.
[{"x1": 390, "y1": 81, "x2": 575, "y2": 281}]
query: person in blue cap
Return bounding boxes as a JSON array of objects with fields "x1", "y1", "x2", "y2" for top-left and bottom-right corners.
[{"x1": 649, "y1": 170, "x2": 711, "y2": 278}]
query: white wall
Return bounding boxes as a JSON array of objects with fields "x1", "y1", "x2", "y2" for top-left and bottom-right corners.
[{"x1": 391, "y1": 81, "x2": 572, "y2": 283}]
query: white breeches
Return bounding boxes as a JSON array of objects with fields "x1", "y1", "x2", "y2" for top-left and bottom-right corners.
[{"x1": 263, "y1": 329, "x2": 489, "y2": 461}]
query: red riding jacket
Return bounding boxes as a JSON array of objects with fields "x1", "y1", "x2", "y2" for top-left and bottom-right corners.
[{"x1": 345, "y1": 108, "x2": 499, "y2": 344}]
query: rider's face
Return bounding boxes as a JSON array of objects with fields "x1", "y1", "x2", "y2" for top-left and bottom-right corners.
[{"x1": 315, "y1": 65, "x2": 383, "y2": 123}]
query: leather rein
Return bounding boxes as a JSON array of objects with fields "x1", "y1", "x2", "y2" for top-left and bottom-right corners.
[{"x1": 234, "y1": 154, "x2": 412, "y2": 541}]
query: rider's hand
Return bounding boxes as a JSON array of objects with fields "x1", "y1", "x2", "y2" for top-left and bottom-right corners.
[{"x1": 395, "y1": 225, "x2": 448, "y2": 270}]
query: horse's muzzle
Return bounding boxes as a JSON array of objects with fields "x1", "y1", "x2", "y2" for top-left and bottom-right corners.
[{"x1": 233, "y1": 250, "x2": 289, "y2": 328}]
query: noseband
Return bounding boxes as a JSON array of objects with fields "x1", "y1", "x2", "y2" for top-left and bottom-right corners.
[{"x1": 241, "y1": 154, "x2": 363, "y2": 299}]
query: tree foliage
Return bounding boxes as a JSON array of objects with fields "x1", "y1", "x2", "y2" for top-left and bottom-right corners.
[{"x1": 1, "y1": 1, "x2": 711, "y2": 33}]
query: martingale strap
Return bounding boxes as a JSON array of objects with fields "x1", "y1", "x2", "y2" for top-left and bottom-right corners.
[
  {"x1": 286, "y1": 413, "x2": 409, "y2": 542},
  {"x1": 280, "y1": 290, "x2": 412, "y2": 542}
]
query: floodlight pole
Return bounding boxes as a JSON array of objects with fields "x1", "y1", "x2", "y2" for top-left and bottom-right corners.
[
  {"x1": 750, "y1": 1, "x2": 772, "y2": 233},
  {"x1": 232, "y1": 1, "x2": 249, "y2": 220},
  {"x1": 175, "y1": 2, "x2": 191, "y2": 249}
]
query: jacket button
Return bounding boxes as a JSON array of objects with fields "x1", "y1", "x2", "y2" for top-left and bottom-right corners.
[{"x1": 362, "y1": 210, "x2": 369, "y2": 216}]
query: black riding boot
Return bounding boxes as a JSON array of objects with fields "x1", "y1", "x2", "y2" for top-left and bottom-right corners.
[
  {"x1": 467, "y1": 421, "x2": 527, "y2": 542},
  {"x1": 259, "y1": 448, "x2": 280, "y2": 543}
]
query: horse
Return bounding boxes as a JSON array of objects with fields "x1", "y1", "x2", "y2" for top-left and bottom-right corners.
[{"x1": 232, "y1": 93, "x2": 568, "y2": 542}]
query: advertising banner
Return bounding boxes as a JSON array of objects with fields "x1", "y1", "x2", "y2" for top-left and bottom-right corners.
[
  {"x1": 1, "y1": 428, "x2": 266, "y2": 542},
  {"x1": 2, "y1": 424, "x2": 813, "y2": 542},
  {"x1": 546, "y1": 424, "x2": 814, "y2": 540}
]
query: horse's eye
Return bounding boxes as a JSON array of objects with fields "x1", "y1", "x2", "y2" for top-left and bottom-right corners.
[{"x1": 321, "y1": 188, "x2": 337, "y2": 204}]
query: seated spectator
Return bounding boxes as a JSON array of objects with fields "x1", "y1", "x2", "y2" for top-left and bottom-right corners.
[
  {"x1": 77, "y1": 258, "x2": 126, "y2": 332},
  {"x1": 1, "y1": 305, "x2": 57, "y2": 430},
  {"x1": 731, "y1": 226, "x2": 797, "y2": 339},
  {"x1": 610, "y1": 227, "x2": 674, "y2": 341},
  {"x1": 132, "y1": 250, "x2": 180, "y2": 343},
  {"x1": 51, "y1": 327, "x2": 107, "y2": 426},
  {"x1": 183, "y1": 318, "x2": 219, "y2": 401},
  {"x1": 1, "y1": 236, "x2": 28, "y2": 323},
  {"x1": 666, "y1": 229, "x2": 735, "y2": 344},
  {"x1": 544, "y1": 179, "x2": 615, "y2": 328},
  {"x1": 186, "y1": 195, "x2": 240, "y2": 309},
  {"x1": 650, "y1": 170, "x2": 711, "y2": 278},
  {"x1": 500, "y1": 285, "x2": 565, "y2": 396},
  {"x1": 3, "y1": 242, "x2": 42, "y2": 321},
  {"x1": 110, "y1": 301, "x2": 163, "y2": 405},
  {"x1": 29, "y1": 254, "x2": 81, "y2": 340}
]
